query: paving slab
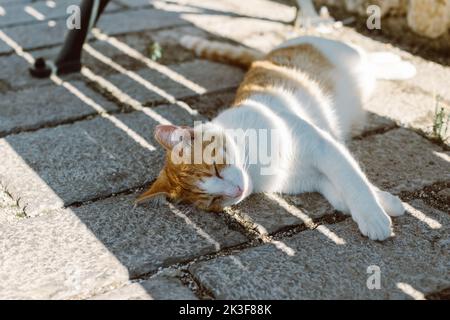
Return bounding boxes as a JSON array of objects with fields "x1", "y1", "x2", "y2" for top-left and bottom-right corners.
[
  {"x1": 82, "y1": 26, "x2": 205, "y2": 76},
  {"x1": 0, "y1": 0, "x2": 120, "y2": 28},
  {"x1": 0, "y1": 81, "x2": 118, "y2": 136},
  {"x1": 0, "y1": 54, "x2": 56, "y2": 92},
  {"x1": 350, "y1": 128, "x2": 450, "y2": 193},
  {"x1": 0, "y1": 0, "x2": 30, "y2": 5},
  {"x1": 0, "y1": 193, "x2": 246, "y2": 299},
  {"x1": 97, "y1": 7, "x2": 188, "y2": 36},
  {"x1": 181, "y1": 14, "x2": 293, "y2": 52},
  {"x1": 0, "y1": 19, "x2": 72, "y2": 54},
  {"x1": 227, "y1": 128, "x2": 449, "y2": 236},
  {"x1": 145, "y1": 0, "x2": 296, "y2": 23},
  {"x1": 100, "y1": 59, "x2": 243, "y2": 104},
  {"x1": 0, "y1": 105, "x2": 201, "y2": 217},
  {"x1": 89, "y1": 275, "x2": 197, "y2": 300},
  {"x1": 364, "y1": 81, "x2": 450, "y2": 143},
  {"x1": 0, "y1": 8, "x2": 188, "y2": 54},
  {"x1": 227, "y1": 193, "x2": 334, "y2": 235},
  {"x1": 190, "y1": 200, "x2": 450, "y2": 299}
]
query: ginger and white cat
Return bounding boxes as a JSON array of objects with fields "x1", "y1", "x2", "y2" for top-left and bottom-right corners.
[{"x1": 137, "y1": 35, "x2": 416, "y2": 241}]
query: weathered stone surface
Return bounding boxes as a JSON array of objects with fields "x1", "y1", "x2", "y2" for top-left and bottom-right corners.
[
  {"x1": 404, "y1": 60, "x2": 450, "y2": 104},
  {"x1": 181, "y1": 14, "x2": 292, "y2": 52},
  {"x1": 80, "y1": 26, "x2": 207, "y2": 76},
  {"x1": 0, "y1": 8, "x2": 188, "y2": 54},
  {"x1": 0, "y1": 193, "x2": 246, "y2": 299},
  {"x1": 102, "y1": 59, "x2": 243, "y2": 104},
  {"x1": 343, "y1": 0, "x2": 405, "y2": 16},
  {"x1": 0, "y1": 105, "x2": 201, "y2": 217},
  {"x1": 190, "y1": 200, "x2": 450, "y2": 299},
  {"x1": 228, "y1": 193, "x2": 334, "y2": 235},
  {"x1": 364, "y1": 81, "x2": 442, "y2": 137},
  {"x1": 407, "y1": 0, "x2": 450, "y2": 39},
  {"x1": 0, "y1": 81, "x2": 118, "y2": 136},
  {"x1": 148, "y1": 0, "x2": 296, "y2": 23},
  {"x1": 89, "y1": 275, "x2": 197, "y2": 300},
  {"x1": 0, "y1": 54, "x2": 56, "y2": 92},
  {"x1": 97, "y1": 8, "x2": 188, "y2": 35},
  {"x1": 362, "y1": 112, "x2": 396, "y2": 134},
  {"x1": 0, "y1": 0, "x2": 120, "y2": 28},
  {"x1": 0, "y1": 0, "x2": 29, "y2": 4},
  {"x1": 437, "y1": 188, "x2": 450, "y2": 201},
  {"x1": 350, "y1": 128, "x2": 450, "y2": 193},
  {"x1": 0, "y1": 19, "x2": 71, "y2": 54}
]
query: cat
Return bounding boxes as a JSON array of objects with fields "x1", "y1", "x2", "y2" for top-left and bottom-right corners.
[{"x1": 136, "y1": 35, "x2": 416, "y2": 241}]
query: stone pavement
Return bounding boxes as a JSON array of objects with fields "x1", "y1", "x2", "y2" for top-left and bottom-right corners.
[{"x1": 0, "y1": 0, "x2": 449, "y2": 300}]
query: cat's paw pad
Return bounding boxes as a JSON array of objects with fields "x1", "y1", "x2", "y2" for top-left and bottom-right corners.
[
  {"x1": 354, "y1": 208, "x2": 393, "y2": 241},
  {"x1": 376, "y1": 190, "x2": 406, "y2": 217}
]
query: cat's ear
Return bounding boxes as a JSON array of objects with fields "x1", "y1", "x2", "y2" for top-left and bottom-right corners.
[
  {"x1": 135, "y1": 172, "x2": 171, "y2": 204},
  {"x1": 154, "y1": 124, "x2": 193, "y2": 150}
]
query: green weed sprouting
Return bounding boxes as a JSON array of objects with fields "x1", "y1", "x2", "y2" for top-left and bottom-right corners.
[
  {"x1": 148, "y1": 42, "x2": 163, "y2": 61},
  {"x1": 432, "y1": 95, "x2": 450, "y2": 143}
]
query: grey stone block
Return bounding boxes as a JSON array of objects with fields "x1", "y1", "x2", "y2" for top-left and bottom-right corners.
[
  {"x1": 130, "y1": 0, "x2": 296, "y2": 22},
  {"x1": 228, "y1": 193, "x2": 334, "y2": 235},
  {"x1": 350, "y1": 128, "x2": 450, "y2": 193},
  {"x1": 0, "y1": 0, "x2": 120, "y2": 28},
  {"x1": 0, "y1": 193, "x2": 246, "y2": 299},
  {"x1": 0, "y1": 81, "x2": 119, "y2": 136},
  {"x1": 0, "y1": 8, "x2": 188, "y2": 54},
  {"x1": 0, "y1": 19, "x2": 70, "y2": 54},
  {"x1": 97, "y1": 8, "x2": 188, "y2": 36},
  {"x1": 101, "y1": 59, "x2": 243, "y2": 104},
  {"x1": 181, "y1": 14, "x2": 292, "y2": 52},
  {"x1": 89, "y1": 275, "x2": 197, "y2": 300},
  {"x1": 0, "y1": 105, "x2": 202, "y2": 217},
  {"x1": 190, "y1": 200, "x2": 450, "y2": 299},
  {"x1": 364, "y1": 81, "x2": 449, "y2": 142},
  {"x1": 0, "y1": 54, "x2": 56, "y2": 92}
]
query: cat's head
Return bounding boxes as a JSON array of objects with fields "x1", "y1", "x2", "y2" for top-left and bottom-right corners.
[{"x1": 136, "y1": 124, "x2": 251, "y2": 212}]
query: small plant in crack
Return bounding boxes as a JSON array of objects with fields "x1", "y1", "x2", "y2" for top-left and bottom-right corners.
[
  {"x1": 432, "y1": 95, "x2": 450, "y2": 143},
  {"x1": 148, "y1": 42, "x2": 163, "y2": 62}
]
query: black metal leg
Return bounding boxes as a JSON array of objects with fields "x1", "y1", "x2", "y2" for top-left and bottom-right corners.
[{"x1": 29, "y1": 0, "x2": 111, "y2": 78}]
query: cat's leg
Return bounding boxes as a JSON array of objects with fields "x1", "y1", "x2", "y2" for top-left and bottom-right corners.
[
  {"x1": 319, "y1": 177, "x2": 405, "y2": 217},
  {"x1": 312, "y1": 130, "x2": 392, "y2": 240},
  {"x1": 373, "y1": 187, "x2": 406, "y2": 217},
  {"x1": 317, "y1": 177, "x2": 349, "y2": 214}
]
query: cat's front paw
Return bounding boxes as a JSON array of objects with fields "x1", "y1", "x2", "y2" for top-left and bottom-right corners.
[
  {"x1": 353, "y1": 206, "x2": 393, "y2": 241},
  {"x1": 376, "y1": 190, "x2": 406, "y2": 217}
]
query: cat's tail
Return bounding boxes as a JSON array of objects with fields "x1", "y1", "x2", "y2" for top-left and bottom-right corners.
[
  {"x1": 368, "y1": 52, "x2": 416, "y2": 80},
  {"x1": 180, "y1": 35, "x2": 264, "y2": 68}
]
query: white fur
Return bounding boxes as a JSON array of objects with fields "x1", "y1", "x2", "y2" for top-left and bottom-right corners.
[{"x1": 200, "y1": 36, "x2": 411, "y2": 240}]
